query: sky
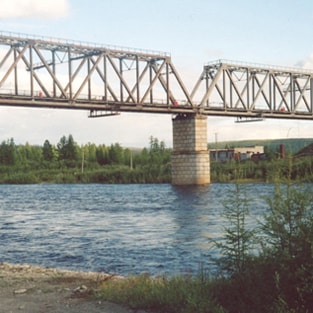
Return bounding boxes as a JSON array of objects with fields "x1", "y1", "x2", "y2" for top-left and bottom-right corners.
[{"x1": 1, "y1": 0, "x2": 313, "y2": 147}]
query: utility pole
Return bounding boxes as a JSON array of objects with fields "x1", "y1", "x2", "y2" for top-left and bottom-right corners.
[
  {"x1": 130, "y1": 151, "x2": 133, "y2": 170},
  {"x1": 215, "y1": 132, "x2": 218, "y2": 161},
  {"x1": 81, "y1": 147, "x2": 84, "y2": 173}
]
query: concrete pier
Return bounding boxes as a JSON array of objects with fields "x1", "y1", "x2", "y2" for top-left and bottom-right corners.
[{"x1": 171, "y1": 114, "x2": 210, "y2": 185}]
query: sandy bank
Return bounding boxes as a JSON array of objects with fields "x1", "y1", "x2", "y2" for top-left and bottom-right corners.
[{"x1": 0, "y1": 262, "x2": 145, "y2": 313}]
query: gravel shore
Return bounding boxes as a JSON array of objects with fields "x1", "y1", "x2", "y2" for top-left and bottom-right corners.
[{"x1": 0, "y1": 262, "x2": 146, "y2": 313}]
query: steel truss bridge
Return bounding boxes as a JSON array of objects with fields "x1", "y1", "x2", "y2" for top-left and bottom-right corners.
[{"x1": 1, "y1": 31, "x2": 313, "y2": 120}]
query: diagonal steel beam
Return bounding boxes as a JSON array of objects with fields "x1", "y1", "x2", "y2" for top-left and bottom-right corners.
[
  {"x1": 150, "y1": 61, "x2": 183, "y2": 105},
  {"x1": 0, "y1": 45, "x2": 28, "y2": 88},
  {"x1": 234, "y1": 69, "x2": 254, "y2": 109},
  {"x1": 199, "y1": 66, "x2": 224, "y2": 107},
  {"x1": 168, "y1": 62, "x2": 193, "y2": 106},
  {"x1": 126, "y1": 61, "x2": 149, "y2": 103},
  {"x1": 150, "y1": 61, "x2": 175, "y2": 104},
  {"x1": 17, "y1": 46, "x2": 50, "y2": 97},
  {"x1": 294, "y1": 77, "x2": 310, "y2": 111},
  {"x1": 190, "y1": 70, "x2": 204, "y2": 101},
  {"x1": 226, "y1": 69, "x2": 246, "y2": 109},
  {"x1": 32, "y1": 45, "x2": 67, "y2": 98},
  {"x1": 0, "y1": 46, "x2": 13, "y2": 69},
  {"x1": 250, "y1": 72, "x2": 270, "y2": 110},
  {"x1": 106, "y1": 54, "x2": 136, "y2": 103},
  {"x1": 89, "y1": 55, "x2": 119, "y2": 102},
  {"x1": 272, "y1": 74, "x2": 289, "y2": 111},
  {"x1": 140, "y1": 60, "x2": 166, "y2": 104},
  {"x1": 73, "y1": 54, "x2": 103, "y2": 100},
  {"x1": 64, "y1": 57, "x2": 86, "y2": 96}
]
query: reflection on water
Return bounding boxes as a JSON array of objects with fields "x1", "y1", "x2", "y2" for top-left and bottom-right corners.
[{"x1": 0, "y1": 183, "x2": 273, "y2": 275}]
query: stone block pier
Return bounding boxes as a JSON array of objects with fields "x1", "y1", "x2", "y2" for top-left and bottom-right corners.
[{"x1": 171, "y1": 114, "x2": 210, "y2": 185}]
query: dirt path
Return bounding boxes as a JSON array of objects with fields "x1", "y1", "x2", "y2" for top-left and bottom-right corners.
[{"x1": 0, "y1": 262, "x2": 146, "y2": 313}]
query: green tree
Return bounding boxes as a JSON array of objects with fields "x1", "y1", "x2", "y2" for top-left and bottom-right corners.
[
  {"x1": 42, "y1": 139, "x2": 55, "y2": 161},
  {"x1": 57, "y1": 134, "x2": 78, "y2": 162},
  {"x1": 108, "y1": 143, "x2": 124, "y2": 164},
  {"x1": 0, "y1": 138, "x2": 16, "y2": 165},
  {"x1": 261, "y1": 184, "x2": 313, "y2": 262},
  {"x1": 84, "y1": 143, "x2": 97, "y2": 163},
  {"x1": 213, "y1": 184, "x2": 255, "y2": 274},
  {"x1": 138, "y1": 147, "x2": 149, "y2": 165},
  {"x1": 260, "y1": 184, "x2": 313, "y2": 312},
  {"x1": 96, "y1": 144, "x2": 109, "y2": 165},
  {"x1": 149, "y1": 136, "x2": 159, "y2": 153},
  {"x1": 124, "y1": 148, "x2": 133, "y2": 168}
]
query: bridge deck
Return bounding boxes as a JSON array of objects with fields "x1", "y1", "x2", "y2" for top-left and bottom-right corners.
[{"x1": 1, "y1": 93, "x2": 313, "y2": 120}]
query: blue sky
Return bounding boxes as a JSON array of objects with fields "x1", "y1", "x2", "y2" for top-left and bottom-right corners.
[{"x1": 1, "y1": 0, "x2": 313, "y2": 147}]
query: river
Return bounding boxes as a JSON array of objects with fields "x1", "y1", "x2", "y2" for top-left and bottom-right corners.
[{"x1": 0, "y1": 183, "x2": 274, "y2": 276}]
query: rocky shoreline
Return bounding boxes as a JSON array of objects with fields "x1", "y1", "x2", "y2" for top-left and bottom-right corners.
[{"x1": 0, "y1": 262, "x2": 144, "y2": 313}]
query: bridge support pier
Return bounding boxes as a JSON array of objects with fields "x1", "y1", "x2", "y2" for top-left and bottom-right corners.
[{"x1": 171, "y1": 114, "x2": 210, "y2": 185}]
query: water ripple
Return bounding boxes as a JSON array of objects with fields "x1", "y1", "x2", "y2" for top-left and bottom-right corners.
[{"x1": 0, "y1": 183, "x2": 274, "y2": 276}]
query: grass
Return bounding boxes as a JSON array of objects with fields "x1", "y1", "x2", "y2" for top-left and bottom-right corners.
[{"x1": 96, "y1": 273, "x2": 226, "y2": 313}]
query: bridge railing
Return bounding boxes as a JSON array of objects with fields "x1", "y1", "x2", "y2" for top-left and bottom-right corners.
[
  {"x1": 0, "y1": 30, "x2": 170, "y2": 58},
  {"x1": 205, "y1": 59, "x2": 313, "y2": 75}
]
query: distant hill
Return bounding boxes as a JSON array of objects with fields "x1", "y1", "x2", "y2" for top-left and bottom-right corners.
[
  {"x1": 294, "y1": 143, "x2": 313, "y2": 158},
  {"x1": 208, "y1": 138, "x2": 313, "y2": 154}
]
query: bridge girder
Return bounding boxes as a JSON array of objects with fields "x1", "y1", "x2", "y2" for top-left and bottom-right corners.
[
  {"x1": 0, "y1": 31, "x2": 194, "y2": 114},
  {"x1": 191, "y1": 60, "x2": 313, "y2": 119}
]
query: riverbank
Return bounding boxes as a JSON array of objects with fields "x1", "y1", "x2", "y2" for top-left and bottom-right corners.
[{"x1": 0, "y1": 262, "x2": 146, "y2": 313}]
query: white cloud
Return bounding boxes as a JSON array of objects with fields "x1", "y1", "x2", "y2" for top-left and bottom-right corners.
[{"x1": 0, "y1": 0, "x2": 69, "y2": 19}]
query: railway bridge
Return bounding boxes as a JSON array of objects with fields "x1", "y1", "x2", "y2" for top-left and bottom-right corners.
[{"x1": 1, "y1": 32, "x2": 313, "y2": 184}]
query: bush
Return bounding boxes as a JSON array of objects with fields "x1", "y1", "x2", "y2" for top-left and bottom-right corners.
[{"x1": 3, "y1": 172, "x2": 39, "y2": 184}]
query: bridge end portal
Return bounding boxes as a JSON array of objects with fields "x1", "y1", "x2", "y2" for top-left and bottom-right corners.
[{"x1": 172, "y1": 114, "x2": 210, "y2": 185}]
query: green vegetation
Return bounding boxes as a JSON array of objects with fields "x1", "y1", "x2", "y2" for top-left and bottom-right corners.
[
  {"x1": 0, "y1": 135, "x2": 171, "y2": 184},
  {"x1": 210, "y1": 138, "x2": 313, "y2": 183},
  {"x1": 98, "y1": 274, "x2": 226, "y2": 313},
  {"x1": 96, "y1": 183, "x2": 313, "y2": 313},
  {"x1": 212, "y1": 184, "x2": 255, "y2": 275},
  {"x1": 211, "y1": 148, "x2": 313, "y2": 183},
  {"x1": 2, "y1": 136, "x2": 313, "y2": 184}
]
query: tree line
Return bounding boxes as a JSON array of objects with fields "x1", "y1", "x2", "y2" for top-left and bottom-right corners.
[
  {"x1": 1, "y1": 136, "x2": 313, "y2": 184},
  {"x1": 0, "y1": 135, "x2": 171, "y2": 184}
]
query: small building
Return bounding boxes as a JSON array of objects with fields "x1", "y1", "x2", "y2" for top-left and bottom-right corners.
[
  {"x1": 210, "y1": 148, "x2": 235, "y2": 162},
  {"x1": 210, "y1": 146, "x2": 264, "y2": 162}
]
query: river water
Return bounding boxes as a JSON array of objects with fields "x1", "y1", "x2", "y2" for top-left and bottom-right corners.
[{"x1": 0, "y1": 183, "x2": 275, "y2": 276}]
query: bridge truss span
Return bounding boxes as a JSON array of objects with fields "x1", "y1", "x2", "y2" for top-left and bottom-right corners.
[
  {"x1": 2, "y1": 32, "x2": 313, "y2": 120},
  {"x1": 191, "y1": 59, "x2": 313, "y2": 120},
  {"x1": 0, "y1": 32, "x2": 194, "y2": 115}
]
